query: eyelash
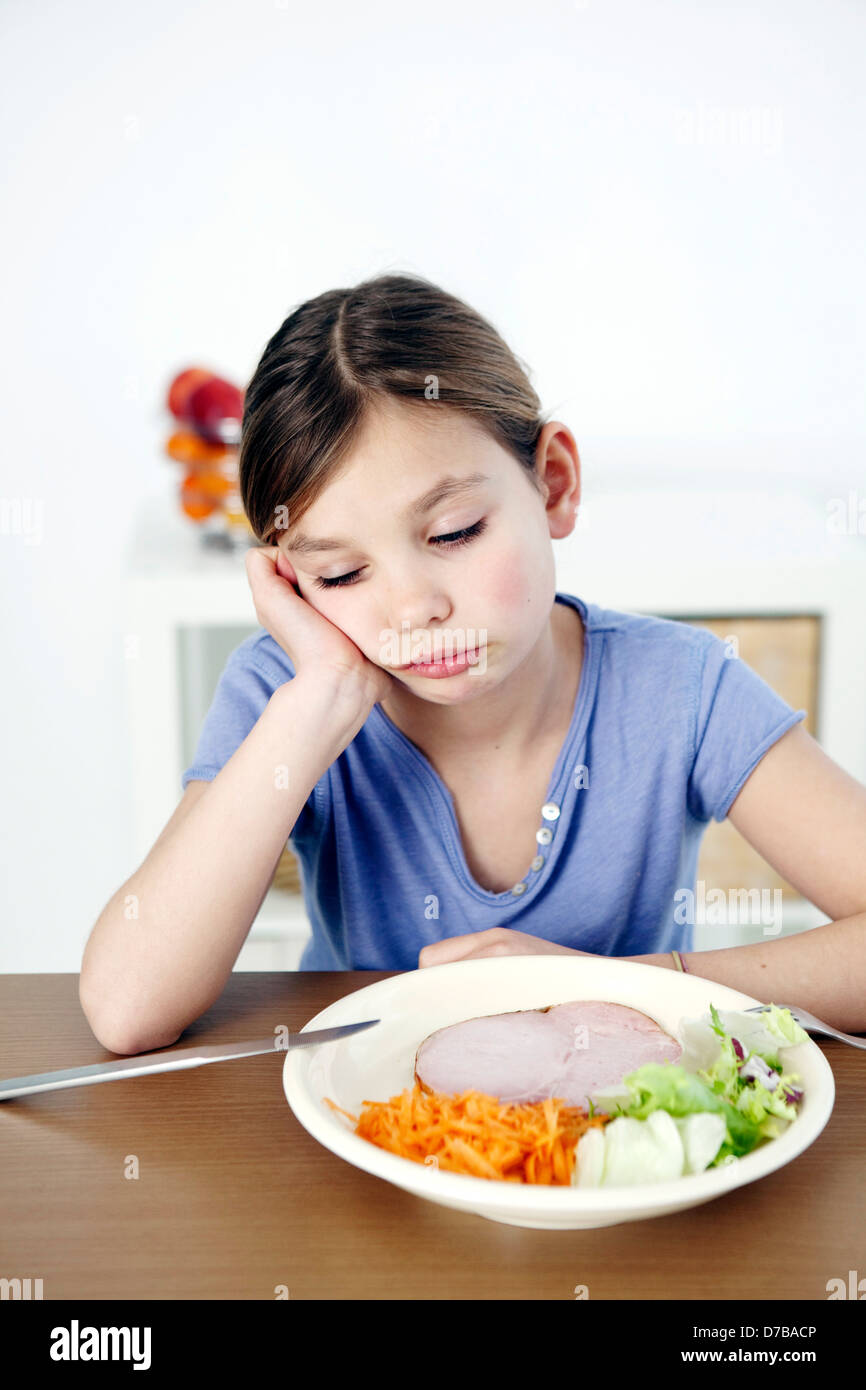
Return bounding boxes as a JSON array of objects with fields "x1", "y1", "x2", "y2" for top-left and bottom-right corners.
[{"x1": 313, "y1": 519, "x2": 488, "y2": 590}]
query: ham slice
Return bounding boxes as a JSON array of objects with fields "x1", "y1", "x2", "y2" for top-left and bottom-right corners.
[{"x1": 414, "y1": 1000, "x2": 681, "y2": 1109}]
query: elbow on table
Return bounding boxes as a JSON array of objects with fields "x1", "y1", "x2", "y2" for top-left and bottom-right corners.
[{"x1": 78, "y1": 978, "x2": 182, "y2": 1056}]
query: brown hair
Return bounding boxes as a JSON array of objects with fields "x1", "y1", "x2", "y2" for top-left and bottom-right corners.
[{"x1": 239, "y1": 272, "x2": 549, "y2": 546}]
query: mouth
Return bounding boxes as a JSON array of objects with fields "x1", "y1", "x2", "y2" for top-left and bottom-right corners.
[{"x1": 396, "y1": 645, "x2": 485, "y2": 673}]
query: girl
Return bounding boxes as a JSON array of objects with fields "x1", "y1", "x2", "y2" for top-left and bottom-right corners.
[{"x1": 80, "y1": 274, "x2": 866, "y2": 1055}]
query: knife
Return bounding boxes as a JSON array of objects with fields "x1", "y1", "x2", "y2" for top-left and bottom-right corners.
[{"x1": 0, "y1": 1019, "x2": 380, "y2": 1101}]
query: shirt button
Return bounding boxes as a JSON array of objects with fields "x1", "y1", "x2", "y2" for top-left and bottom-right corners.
[
  {"x1": 536, "y1": 827, "x2": 553, "y2": 845},
  {"x1": 511, "y1": 881, "x2": 528, "y2": 896},
  {"x1": 542, "y1": 802, "x2": 561, "y2": 821},
  {"x1": 530, "y1": 855, "x2": 544, "y2": 872}
]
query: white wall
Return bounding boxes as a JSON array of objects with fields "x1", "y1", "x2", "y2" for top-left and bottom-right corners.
[{"x1": 1, "y1": 0, "x2": 864, "y2": 970}]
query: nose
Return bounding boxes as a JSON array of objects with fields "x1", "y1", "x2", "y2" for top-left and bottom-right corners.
[{"x1": 385, "y1": 577, "x2": 452, "y2": 660}]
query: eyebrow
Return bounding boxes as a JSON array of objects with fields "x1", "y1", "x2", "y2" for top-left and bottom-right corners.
[{"x1": 284, "y1": 472, "x2": 491, "y2": 555}]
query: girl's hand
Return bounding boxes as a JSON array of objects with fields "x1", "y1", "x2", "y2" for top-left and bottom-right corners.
[
  {"x1": 244, "y1": 546, "x2": 395, "y2": 705},
  {"x1": 418, "y1": 927, "x2": 599, "y2": 968}
]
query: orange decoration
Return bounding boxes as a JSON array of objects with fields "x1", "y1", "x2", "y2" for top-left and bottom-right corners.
[
  {"x1": 195, "y1": 471, "x2": 234, "y2": 500},
  {"x1": 166, "y1": 430, "x2": 228, "y2": 467},
  {"x1": 180, "y1": 472, "x2": 218, "y2": 520},
  {"x1": 166, "y1": 365, "x2": 248, "y2": 537}
]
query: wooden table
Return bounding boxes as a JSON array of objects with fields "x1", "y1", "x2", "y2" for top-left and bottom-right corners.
[{"x1": 1, "y1": 972, "x2": 863, "y2": 1301}]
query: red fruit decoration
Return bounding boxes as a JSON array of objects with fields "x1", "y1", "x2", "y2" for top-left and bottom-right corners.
[
  {"x1": 167, "y1": 368, "x2": 213, "y2": 421},
  {"x1": 184, "y1": 376, "x2": 244, "y2": 444},
  {"x1": 164, "y1": 365, "x2": 250, "y2": 540}
]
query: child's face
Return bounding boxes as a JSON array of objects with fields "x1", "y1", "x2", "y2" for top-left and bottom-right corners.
[{"x1": 277, "y1": 396, "x2": 579, "y2": 701}]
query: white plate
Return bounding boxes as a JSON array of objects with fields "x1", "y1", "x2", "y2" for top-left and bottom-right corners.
[{"x1": 282, "y1": 956, "x2": 835, "y2": 1229}]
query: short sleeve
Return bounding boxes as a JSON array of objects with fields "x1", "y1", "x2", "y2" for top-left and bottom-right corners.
[
  {"x1": 687, "y1": 631, "x2": 808, "y2": 824},
  {"x1": 180, "y1": 636, "x2": 284, "y2": 789},
  {"x1": 180, "y1": 633, "x2": 322, "y2": 843}
]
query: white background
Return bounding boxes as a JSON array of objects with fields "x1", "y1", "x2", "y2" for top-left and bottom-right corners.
[{"x1": 1, "y1": 0, "x2": 864, "y2": 970}]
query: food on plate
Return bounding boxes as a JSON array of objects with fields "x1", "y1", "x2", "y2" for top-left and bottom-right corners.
[
  {"x1": 573, "y1": 1004, "x2": 810, "y2": 1187},
  {"x1": 574, "y1": 1111, "x2": 728, "y2": 1186},
  {"x1": 324, "y1": 1084, "x2": 608, "y2": 1184},
  {"x1": 414, "y1": 1000, "x2": 682, "y2": 1108},
  {"x1": 323, "y1": 1002, "x2": 809, "y2": 1189}
]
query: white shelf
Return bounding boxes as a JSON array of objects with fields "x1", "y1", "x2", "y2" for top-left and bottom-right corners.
[
  {"x1": 691, "y1": 897, "x2": 831, "y2": 953},
  {"x1": 234, "y1": 889, "x2": 312, "y2": 971}
]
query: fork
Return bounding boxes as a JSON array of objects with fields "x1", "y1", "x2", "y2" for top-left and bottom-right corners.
[{"x1": 744, "y1": 1004, "x2": 866, "y2": 1050}]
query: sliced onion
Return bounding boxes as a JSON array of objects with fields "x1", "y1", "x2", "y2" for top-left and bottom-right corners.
[{"x1": 738, "y1": 1054, "x2": 780, "y2": 1089}]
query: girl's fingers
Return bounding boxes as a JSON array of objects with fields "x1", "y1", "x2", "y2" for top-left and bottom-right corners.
[
  {"x1": 245, "y1": 546, "x2": 297, "y2": 595},
  {"x1": 418, "y1": 929, "x2": 591, "y2": 968},
  {"x1": 274, "y1": 549, "x2": 299, "y2": 588},
  {"x1": 418, "y1": 931, "x2": 490, "y2": 968}
]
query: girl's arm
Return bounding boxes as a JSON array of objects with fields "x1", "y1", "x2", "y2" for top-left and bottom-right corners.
[
  {"x1": 631, "y1": 722, "x2": 866, "y2": 1034},
  {"x1": 419, "y1": 725, "x2": 866, "y2": 1035},
  {"x1": 80, "y1": 670, "x2": 376, "y2": 1055},
  {"x1": 632, "y1": 911, "x2": 866, "y2": 1034}
]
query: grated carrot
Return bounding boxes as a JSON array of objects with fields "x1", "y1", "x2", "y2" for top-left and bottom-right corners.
[{"x1": 324, "y1": 1082, "x2": 609, "y2": 1184}]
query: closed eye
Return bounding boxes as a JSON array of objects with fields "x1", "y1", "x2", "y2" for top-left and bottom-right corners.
[{"x1": 313, "y1": 518, "x2": 488, "y2": 590}]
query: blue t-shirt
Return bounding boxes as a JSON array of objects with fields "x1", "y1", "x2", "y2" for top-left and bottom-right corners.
[{"x1": 181, "y1": 593, "x2": 806, "y2": 970}]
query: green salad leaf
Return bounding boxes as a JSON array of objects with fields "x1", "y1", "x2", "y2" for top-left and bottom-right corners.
[{"x1": 576, "y1": 1004, "x2": 809, "y2": 1182}]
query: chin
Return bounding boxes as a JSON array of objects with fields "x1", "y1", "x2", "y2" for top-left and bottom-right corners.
[{"x1": 406, "y1": 670, "x2": 496, "y2": 704}]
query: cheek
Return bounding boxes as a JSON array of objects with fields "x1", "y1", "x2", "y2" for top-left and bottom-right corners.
[
  {"x1": 310, "y1": 587, "x2": 371, "y2": 648},
  {"x1": 478, "y1": 538, "x2": 553, "y2": 631},
  {"x1": 484, "y1": 549, "x2": 532, "y2": 612}
]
